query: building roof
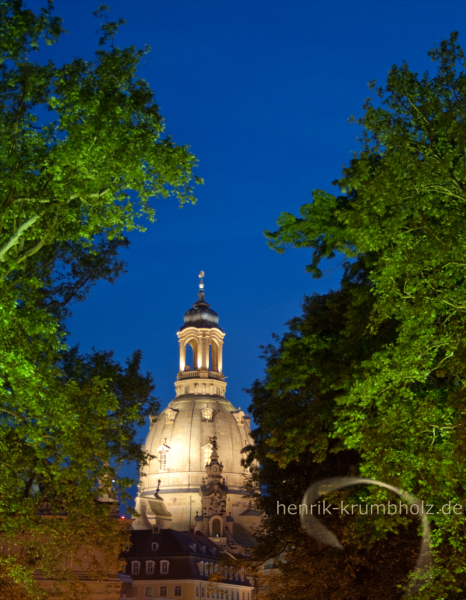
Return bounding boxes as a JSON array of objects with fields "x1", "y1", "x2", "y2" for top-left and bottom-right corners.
[
  {"x1": 123, "y1": 529, "x2": 253, "y2": 587},
  {"x1": 229, "y1": 523, "x2": 256, "y2": 548},
  {"x1": 239, "y1": 508, "x2": 262, "y2": 517},
  {"x1": 181, "y1": 291, "x2": 221, "y2": 330}
]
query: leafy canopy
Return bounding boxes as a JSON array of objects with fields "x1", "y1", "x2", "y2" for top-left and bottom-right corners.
[
  {"x1": 0, "y1": 0, "x2": 202, "y2": 596},
  {"x1": 256, "y1": 32, "x2": 466, "y2": 598}
]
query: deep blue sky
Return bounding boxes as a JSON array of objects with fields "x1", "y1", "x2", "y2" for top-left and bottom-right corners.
[{"x1": 35, "y1": 0, "x2": 465, "y2": 506}]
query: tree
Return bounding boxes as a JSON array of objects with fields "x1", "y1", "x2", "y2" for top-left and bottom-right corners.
[
  {"x1": 0, "y1": 1, "x2": 201, "y2": 277},
  {"x1": 243, "y1": 265, "x2": 421, "y2": 599},
  {"x1": 255, "y1": 33, "x2": 466, "y2": 597},
  {"x1": 0, "y1": 0, "x2": 202, "y2": 595}
]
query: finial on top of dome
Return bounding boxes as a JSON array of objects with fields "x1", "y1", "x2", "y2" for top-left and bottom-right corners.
[{"x1": 199, "y1": 270, "x2": 205, "y2": 290}]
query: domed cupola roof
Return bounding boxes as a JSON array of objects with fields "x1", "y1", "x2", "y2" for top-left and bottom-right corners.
[
  {"x1": 181, "y1": 271, "x2": 221, "y2": 330},
  {"x1": 182, "y1": 291, "x2": 220, "y2": 329}
]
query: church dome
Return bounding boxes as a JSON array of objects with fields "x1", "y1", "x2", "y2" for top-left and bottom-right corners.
[
  {"x1": 182, "y1": 290, "x2": 220, "y2": 330},
  {"x1": 140, "y1": 396, "x2": 253, "y2": 531},
  {"x1": 135, "y1": 272, "x2": 256, "y2": 532}
]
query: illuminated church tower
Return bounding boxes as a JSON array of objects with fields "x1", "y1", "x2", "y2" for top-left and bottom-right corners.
[{"x1": 134, "y1": 273, "x2": 259, "y2": 548}]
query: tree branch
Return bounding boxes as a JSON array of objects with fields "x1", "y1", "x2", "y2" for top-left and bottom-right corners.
[{"x1": 0, "y1": 214, "x2": 42, "y2": 262}]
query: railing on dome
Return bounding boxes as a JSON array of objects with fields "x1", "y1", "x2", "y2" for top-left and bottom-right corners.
[{"x1": 179, "y1": 371, "x2": 224, "y2": 381}]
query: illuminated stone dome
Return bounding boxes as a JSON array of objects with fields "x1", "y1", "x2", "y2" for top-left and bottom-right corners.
[{"x1": 135, "y1": 273, "x2": 256, "y2": 534}]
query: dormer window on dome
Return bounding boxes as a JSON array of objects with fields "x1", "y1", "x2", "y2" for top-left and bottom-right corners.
[{"x1": 201, "y1": 407, "x2": 213, "y2": 422}]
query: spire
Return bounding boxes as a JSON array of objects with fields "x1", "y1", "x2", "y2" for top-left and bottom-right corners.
[
  {"x1": 176, "y1": 272, "x2": 227, "y2": 397},
  {"x1": 205, "y1": 436, "x2": 224, "y2": 485},
  {"x1": 197, "y1": 270, "x2": 207, "y2": 304}
]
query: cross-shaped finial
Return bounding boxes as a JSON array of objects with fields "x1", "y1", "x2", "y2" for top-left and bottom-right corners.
[{"x1": 199, "y1": 271, "x2": 205, "y2": 289}]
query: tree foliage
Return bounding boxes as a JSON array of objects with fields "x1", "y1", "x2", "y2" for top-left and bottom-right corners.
[
  {"x1": 0, "y1": 0, "x2": 202, "y2": 595},
  {"x1": 250, "y1": 33, "x2": 466, "y2": 598}
]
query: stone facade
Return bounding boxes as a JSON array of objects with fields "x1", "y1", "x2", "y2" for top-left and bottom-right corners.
[{"x1": 134, "y1": 283, "x2": 258, "y2": 537}]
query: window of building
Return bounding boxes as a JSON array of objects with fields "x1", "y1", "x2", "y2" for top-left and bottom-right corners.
[
  {"x1": 185, "y1": 386, "x2": 190, "y2": 394},
  {"x1": 159, "y1": 448, "x2": 167, "y2": 471},
  {"x1": 216, "y1": 387, "x2": 220, "y2": 395},
  {"x1": 174, "y1": 586, "x2": 182, "y2": 597},
  {"x1": 236, "y1": 593, "x2": 239, "y2": 600},
  {"x1": 226, "y1": 593, "x2": 229, "y2": 600},
  {"x1": 242, "y1": 593, "x2": 245, "y2": 600},
  {"x1": 131, "y1": 562, "x2": 140, "y2": 575},
  {"x1": 196, "y1": 587, "x2": 199, "y2": 597},
  {"x1": 151, "y1": 542, "x2": 159, "y2": 551},
  {"x1": 211, "y1": 518, "x2": 221, "y2": 537},
  {"x1": 202, "y1": 588, "x2": 205, "y2": 597},
  {"x1": 131, "y1": 587, "x2": 138, "y2": 598},
  {"x1": 160, "y1": 586, "x2": 167, "y2": 597},
  {"x1": 234, "y1": 572, "x2": 238, "y2": 581},
  {"x1": 198, "y1": 561, "x2": 204, "y2": 576},
  {"x1": 204, "y1": 445, "x2": 212, "y2": 465},
  {"x1": 145, "y1": 586, "x2": 153, "y2": 598},
  {"x1": 146, "y1": 561, "x2": 155, "y2": 575},
  {"x1": 160, "y1": 560, "x2": 169, "y2": 574}
]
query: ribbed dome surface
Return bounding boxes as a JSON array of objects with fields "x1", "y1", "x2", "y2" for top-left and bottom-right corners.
[{"x1": 181, "y1": 291, "x2": 220, "y2": 329}]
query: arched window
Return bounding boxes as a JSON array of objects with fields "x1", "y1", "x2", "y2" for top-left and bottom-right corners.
[
  {"x1": 185, "y1": 339, "x2": 198, "y2": 370},
  {"x1": 145, "y1": 586, "x2": 153, "y2": 598},
  {"x1": 174, "y1": 586, "x2": 182, "y2": 597},
  {"x1": 209, "y1": 340, "x2": 219, "y2": 372},
  {"x1": 146, "y1": 561, "x2": 155, "y2": 575},
  {"x1": 160, "y1": 560, "x2": 169, "y2": 574},
  {"x1": 202, "y1": 443, "x2": 213, "y2": 466},
  {"x1": 159, "y1": 586, "x2": 167, "y2": 597},
  {"x1": 159, "y1": 448, "x2": 167, "y2": 471},
  {"x1": 211, "y1": 518, "x2": 222, "y2": 537}
]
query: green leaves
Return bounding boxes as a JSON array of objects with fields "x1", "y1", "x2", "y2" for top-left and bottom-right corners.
[
  {"x1": 0, "y1": 1, "x2": 197, "y2": 595},
  {"x1": 255, "y1": 32, "x2": 466, "y2": 597},
  {"x1": 0, "y1": 0, "x2": 202, "y2": 277}
]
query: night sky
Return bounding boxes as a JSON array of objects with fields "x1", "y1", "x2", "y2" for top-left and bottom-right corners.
[{"x1": 35, "y1": 0, "x2": 465, "y2": 507}]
